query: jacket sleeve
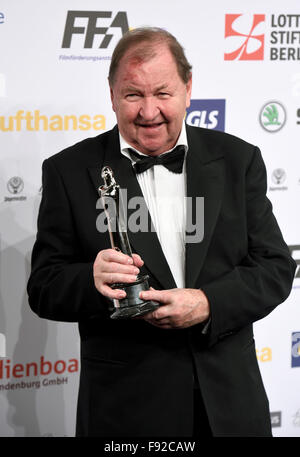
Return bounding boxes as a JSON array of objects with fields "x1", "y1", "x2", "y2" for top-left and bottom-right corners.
[
  {"x1": 200, "y1": 147, "x2": 296, "y2": 346},
  {"x1": 27, "y1": 158, "x2": 109, "y2": 322}
]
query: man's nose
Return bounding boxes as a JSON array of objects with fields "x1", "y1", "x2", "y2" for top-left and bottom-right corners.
[{"x1": 139, "y1": 97, "x2": 160, "y2": 120}]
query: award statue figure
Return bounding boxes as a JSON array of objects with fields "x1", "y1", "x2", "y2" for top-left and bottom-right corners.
[{"x1": 99, "y1": 166, "x2": 159, "y2": 319}]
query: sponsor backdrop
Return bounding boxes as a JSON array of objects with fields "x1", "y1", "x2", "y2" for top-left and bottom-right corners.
[{"x1": 0, "y1": 0, "x2": 299, "y2": 437}]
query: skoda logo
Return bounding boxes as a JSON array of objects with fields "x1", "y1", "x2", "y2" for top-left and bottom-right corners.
[
  {"x1": 259, "y1": 101, "x2": 286, "y2": 132},
  {"x1": 7, "y1": 176, "x2": 24, "y2": 194}
]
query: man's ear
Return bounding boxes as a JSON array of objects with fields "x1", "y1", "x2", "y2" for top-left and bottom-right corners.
[
  {"x1": 185, "y1": 74, "x2": 192, "y2": 109},
  {"x1": 110, "y1": 85, "x2": 116, "y2": 112}
]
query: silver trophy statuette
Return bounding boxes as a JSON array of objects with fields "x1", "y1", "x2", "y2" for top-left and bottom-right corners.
[{"x1": 98, "y1": 166, "x2": 159, "y2": 319}]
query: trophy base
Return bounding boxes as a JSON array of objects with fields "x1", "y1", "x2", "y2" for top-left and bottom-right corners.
[
  {"x1": 110, "y1": 275, "x2": 159, "y2": 320},
  {"x1": 110, "y1": 300, "x2": 159, "y2": 319}
]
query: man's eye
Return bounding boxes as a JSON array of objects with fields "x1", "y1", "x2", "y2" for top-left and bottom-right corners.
[
  {"x1": 126, "y1": 94, "x2": 140, "y2": 100},
  {"x1": 158, "y1": 92, "x2": 170, "y2": 98}
]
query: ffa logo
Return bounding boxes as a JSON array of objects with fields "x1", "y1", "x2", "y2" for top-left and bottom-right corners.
[
  {"x1": 224, "y1": 14, "x2": 265, "y2": 60},
  {"x1": 62, "y1": 11, "x2": 129, "y2": 49}
]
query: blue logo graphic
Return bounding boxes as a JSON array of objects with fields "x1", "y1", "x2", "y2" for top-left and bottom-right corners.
[
  {"x1": 0, "y1": 12, "x2": 4, "y2": 24},
  {"x1": 291, "y1": 332, "x2": 300, "y2": 367},
  {"x1": 186, "y1": 99, "x2": 226, "y2": 131}
]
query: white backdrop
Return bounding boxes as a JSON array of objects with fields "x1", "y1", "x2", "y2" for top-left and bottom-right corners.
[{"x1": 0, "y1": 0, "x2": 299, "y2": 437}]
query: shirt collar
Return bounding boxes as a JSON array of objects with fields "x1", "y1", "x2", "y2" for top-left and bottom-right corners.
[{"x1": 119, "y1": 121, "x2": 188, "y2": 163}]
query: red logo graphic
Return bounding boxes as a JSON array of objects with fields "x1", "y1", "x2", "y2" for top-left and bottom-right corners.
[{"x1": 224, "y1": 14, "x2": 265, "y2": 61}]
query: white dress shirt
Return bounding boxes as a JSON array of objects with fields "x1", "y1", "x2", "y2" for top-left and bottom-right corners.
[{"x1": 119, "y1": 124, "x2": 188, "y2": 288}]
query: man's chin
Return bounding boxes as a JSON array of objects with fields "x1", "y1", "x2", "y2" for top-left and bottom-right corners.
[
  {"x1": 136, "y1": 143, "x2": 171, "y2": 156},
  {"x1": 135, "y1": 135, "x2": 174, "y2": 156}
]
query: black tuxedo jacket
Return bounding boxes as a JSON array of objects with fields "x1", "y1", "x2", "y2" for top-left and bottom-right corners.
[{"x1": 27, "y1": 124, "x2": 296, "y2": 437}]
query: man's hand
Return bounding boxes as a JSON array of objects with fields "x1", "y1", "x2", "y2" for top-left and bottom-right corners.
[
  {"x1": 138, "y1": 288, "x2": 210, "y2": 329},
  {"x1": 93, "y1": 249, "x2": 143, "y2": 300}
]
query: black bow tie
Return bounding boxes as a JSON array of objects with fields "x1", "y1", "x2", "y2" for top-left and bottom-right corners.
[{"x1": 129, "y1": 145, "x2": 186, "y2": 174}]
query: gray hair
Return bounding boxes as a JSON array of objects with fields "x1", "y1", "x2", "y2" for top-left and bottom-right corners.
[{"x1": 108, "y1": 27, "x2": 192, "y2": 85}]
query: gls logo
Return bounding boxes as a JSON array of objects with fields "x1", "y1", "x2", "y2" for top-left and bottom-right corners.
[
  {"x1": 291, "y1": 332, "x2": 300, "y2": 368},
  {"x1": 186, "y1": 100, "x2": 226, "y2": 131},
  {"x1": 62, "y1": 11, "x2": 129, "y2": 49},
  {"x1": 224, "y1": 14, "x2": 265, "y2": 60}
]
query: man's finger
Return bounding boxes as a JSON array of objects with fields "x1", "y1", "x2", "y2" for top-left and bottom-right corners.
[
  {"x1": 100, "y1": 249, "x2": 134, "y2": 265},
  {"x1": 139, "y1": 289, "x2": 170, "y2": 304},
  {"x1": 139, "y1": 304, "x2": 172, "y2": 322},
  {"x1": 100, "y1": 284, "x2": 126, "y2": 300},
  {"x1": 102, "y1": 272, "x2": 138, "y2": 285},
  {"x1": 132, "y1": 253, "x2": 144, "y2": 267},
  {"x1": 99, "y1": 261, "x2": 140, "y2": 276}
]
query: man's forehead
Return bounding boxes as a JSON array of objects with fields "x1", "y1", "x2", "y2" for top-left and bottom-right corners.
[
  {"x1": 118, "y1": 65, "x2": 178, "y2": 93},
  {"x1": 119, "y1": 42, "x2": 174, "y2": 70},
  {"x1": 121, "y1": 82, "x2": 171, "y2": 93}
]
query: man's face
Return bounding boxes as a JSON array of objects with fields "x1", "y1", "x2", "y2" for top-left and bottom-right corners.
[{"x1": 110, "y1": 44, "x2": 192, "y2": 156}]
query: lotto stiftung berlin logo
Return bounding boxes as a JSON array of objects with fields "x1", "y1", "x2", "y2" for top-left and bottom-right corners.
[
  {"x1": 291, "y1": 332, "x2": 300, "y2": 368},
  {"x1": 224, "y1": 14, "x2": 265, "y2": 60}
]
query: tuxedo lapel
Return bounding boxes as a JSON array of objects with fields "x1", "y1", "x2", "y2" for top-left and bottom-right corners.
[
  {"x1": 185, "y1": 126, "x2": 225, "y2": 289},
  {"x1": 87, "y1": 126, "x2": 176, "y2": 290}
]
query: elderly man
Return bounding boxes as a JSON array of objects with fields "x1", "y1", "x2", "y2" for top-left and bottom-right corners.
[{"x1": 27, "y1": 27, "x2": 296, "y2": 437}]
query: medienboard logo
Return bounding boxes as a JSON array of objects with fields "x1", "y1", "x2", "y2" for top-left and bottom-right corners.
[
  {"x1": 62, "y1": 10, "x2": 129, "y2": 49},
  {"x1": 224, "y1": 14, "x2": 265, "y2": 60},
  {"x1": 186, "y1": 99, "x2": 225, "y2": 131},
  {"x1": 0, "y1": 356, "x2": 79, "y2": 391},
  {"x1": 291, "y1": 332, "x2": 300, "y2": 367}
]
